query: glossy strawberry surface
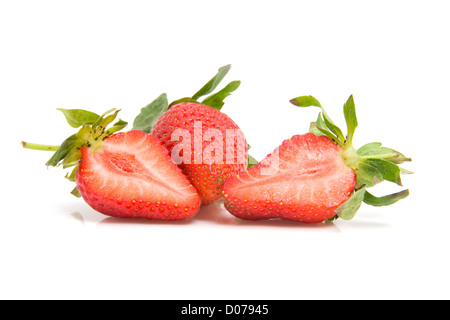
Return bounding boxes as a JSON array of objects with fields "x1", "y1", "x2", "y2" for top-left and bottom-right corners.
[
  {"x1": 77, "y1": 130, "x2": 201, "y2": 220},
  {"x1": 223, "y1": 133, "x2": 356, "y2": 223},
  {"x1": 151, "y1": 102, "x2": 248, "y2": 205}
]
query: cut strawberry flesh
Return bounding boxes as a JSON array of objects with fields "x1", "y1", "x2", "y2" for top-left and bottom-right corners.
[
  {"x1": 223, "y1": 133, "x2": 356, "y2": 223},
  {"x1": 76, "y1": 130, "x2": 201, "y2": 220}
]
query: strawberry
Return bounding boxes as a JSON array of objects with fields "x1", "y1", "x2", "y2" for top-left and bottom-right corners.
[
  {"x1": 150, "y1": 102, "x2": 248, "y2": 204},
  {"x1": 223, "y1": 133, "x2": 356, "y2": 223},
  {"x1": 23, "y1": 109, "x2": 201, "y2": 220},
  {"x1": 132, "y1": 65, "x2": 250, "y2": 205},
  {"x1": 223, "y1": 95, "x2": 412, "y2": 223}
]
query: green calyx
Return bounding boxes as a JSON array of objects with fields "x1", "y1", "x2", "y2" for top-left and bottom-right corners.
[
  {"x1": 290, "y1": 94, "x2": 412, "y2": 221},
  {"x1": 133, "y1": 64, "x2": 241, "y2": 134},
  {"x1": 22, "y1": 108, "x2": 128, "y2": 197},
  {"x1": 168, "y1": 64, "x2": 241, "y2": 111}
]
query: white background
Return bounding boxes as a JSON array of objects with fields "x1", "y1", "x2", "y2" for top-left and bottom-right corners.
[{"x1": 1, "y1": 0, "x2": 448, "y2": 300}]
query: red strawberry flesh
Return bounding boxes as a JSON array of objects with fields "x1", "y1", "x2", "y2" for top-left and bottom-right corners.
[
  {"x1": 223, "y1": 133, "x2": 356, "y2": 223},
  {"x1": 76, "y1": 130, "x2": 201, "y2": 220}
]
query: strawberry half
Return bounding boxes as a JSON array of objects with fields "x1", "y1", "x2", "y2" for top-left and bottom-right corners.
[
  {"x1": 223, "y1": 133, "x2": 356, "y2": 223},
  {"x1": 223, "y1": 95, "x2": 412, "y2": 223},
  {"x1": 132, "y1": 65, "x2": 250, "y2": 205},
  {"x1": 23, "y1": 109, "x2": 201, "y2": 220}
]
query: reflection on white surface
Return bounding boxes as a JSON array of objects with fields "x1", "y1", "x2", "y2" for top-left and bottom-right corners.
[{"x1": 71, "y1": 201, "x2": 345, "y2": 230}]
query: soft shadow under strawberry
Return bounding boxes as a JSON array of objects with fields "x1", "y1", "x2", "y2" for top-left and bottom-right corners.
[
  {"x1": 192, "y1": 202, "x2": 340, "y2": 229},
  {"x1": 97, "y1": 215, "x2": 197, "y2": 226}
]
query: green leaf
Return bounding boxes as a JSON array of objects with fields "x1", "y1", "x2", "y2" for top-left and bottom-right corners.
[
  {"x1": 310, "y1": 120, "x2": 342, "y2": 146},
  {"x1": 309, "y1": 122, "x2": 324, "y2": 137},
  {"x1": 65, "y1": 164, "x2": 79, "y2": 182},
  {"x1": 105, "y1": 119, "x2": 128, "y2": 136},
  {"x1": 62, "y1": 147, "x2": 81, "y2": 169},
  {"x1": 191, "y1": 64, "x2": 232, "y2": 101},
  {"x1": 364, "y1": 158, "x2": 402, "y2": 186},
  {"x1": 321, "y1": 112, "x2": 345, "y2": 142},
  {"x1": 76, "y1": 125, "x2": 92, "y2": 141},
  {"x1": 57, "y1": 109, "x2": 100, "y2": 128},
  {"x1": 336, "y1": 187, "x2": 367, "y2": 220},
  {"x1": 315, "y1": 113, "x2": 343, "y2": 146},
  {"x1": 315, "y1": 113, "x2": 329, "y2": 132},
  {"x1": 357, "y1": 142, "x2": 383, "y2": 155},
  {"x1": 356, "y1": 159, "x2": 384, "y2": 188},
  {"x1": 363, "y1": 189, "x2": 409, "y2": 207},
  {"x1": 71, "y1": 186, "x2": 81, "y2": 198},
  {"x1": 357, "y1": 142, "x2": 412, "y2": 164},
  {"x1": 96, "y1": 109, "x2": 120, "y2": 132},
  {"x1": 202, "y1": 80, "x2": 241, "y2": 110},
  {"x1": 356, "y1": 157, "x2": 403, "y2": 188},
  {"x1": 290, "y1": 95, "x2": 345, "y2": 144},
  {"x1": 247, "y1": 154, "x2": 258, "y2": 169},
  {"x1": 91, "y1": 108, "x2": 117, "y2": 130},
  {"x1": 343, "y1": 95, "x2": 357, "y2": 144},
  {"x1": 168, "y1": 97, "x2": 194, "y2": 109},
  {"x1": 46, "y1": 134, "x2": 80, "y2": 167},
  {"x1": 132, "y1": 93, "x2": 169, "y2": 133},
  {"x1": 289, "y1": 95, "x2": 322, "y2": 108},
  {"x1": 400, "y1": 167, "x2": 414, "y2": 174}
]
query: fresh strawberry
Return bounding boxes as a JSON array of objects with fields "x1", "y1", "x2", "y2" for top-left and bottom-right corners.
[
  {"x1": 223, "y1": 95, "x2": 412, "y2": 223},
  {"x1": 132, "y1": 65, "x2": 250, "y2": 205},
  {"x1": 223, "y1": 133, "x2": 356, "y2": 223},
  {"x1": 23, "y1": 109, "x2": 201, "y2": 220},
  {"x1": 150, "y1": 102, "x2": 247, "y2": 204}
]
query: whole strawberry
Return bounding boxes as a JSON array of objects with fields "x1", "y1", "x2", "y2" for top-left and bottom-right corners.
[
  {"x1": 132, "y1": 65, "x2": 250, "y2": 205},
  {"x1": 223, "y1": 95, "x2": 412, "y2": 223},
  {"x1": 23, "y1": 109, "x2": 201, "y2": 220}
]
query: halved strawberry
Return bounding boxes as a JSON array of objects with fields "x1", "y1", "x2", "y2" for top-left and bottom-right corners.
[
  {"x1": 223, "y1": 95, "x2": 412, "y2": 223},
  {"x1": 77, "y1": 130, "x2": 201, "y2": 220},
  {"x1": 23, "y1": 109, "x2": 201, "y2": 220},
  {"x1": 223, "y1": 133, "x2": 356, "y2": 223}
]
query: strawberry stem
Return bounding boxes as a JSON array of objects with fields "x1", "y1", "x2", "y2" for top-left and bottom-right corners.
[
  {"x1": 21, "y1": 141, "x2": 60, "y2": 151},
  {"x1": 341, "y1": 145, "x2": 359, "y2": 169}
]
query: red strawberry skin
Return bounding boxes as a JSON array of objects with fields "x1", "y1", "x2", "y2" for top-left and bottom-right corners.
[
  {"x1": 150, "y1": 102, "x2": 248, "y2": 205},
  {"x1": 76, "y1": 130, "x2": 201, "y2": 220},
  {"x1": 222, "y1": 133, "x2": 356, "y2": 223}
]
